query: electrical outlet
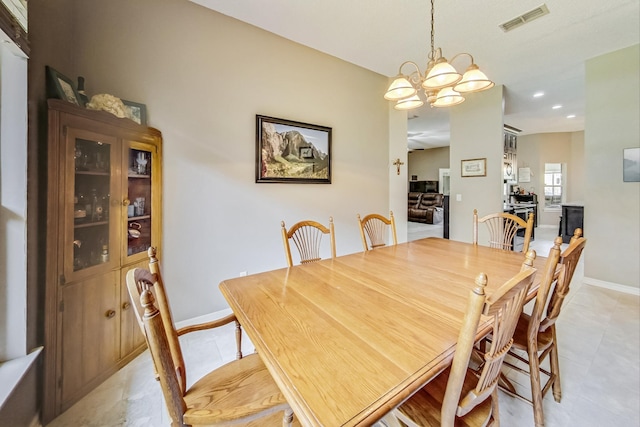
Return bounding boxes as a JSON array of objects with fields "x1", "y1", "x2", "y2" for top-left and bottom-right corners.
[{"x1": 456, "y1": 194, "x2": 462, "y2": 202}]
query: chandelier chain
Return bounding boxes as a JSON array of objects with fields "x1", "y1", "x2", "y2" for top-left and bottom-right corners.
[
  {"x1": 429, "y1": 0, "x2": 436, "y2": 60},
  {"x1": 383, "y1": 0, "x2": 494, "y2": 109}
]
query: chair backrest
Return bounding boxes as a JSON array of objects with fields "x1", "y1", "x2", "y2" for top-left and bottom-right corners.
[
  {"x1": 473, "y1": 209, "x2": 534, "y2": 253},
  {"x1": 441, "y1": 250, "x2": 537, "y2": 424},
  {"x1": 126, "y1": 261, "x2": 188, "y2": 395},
  {"x1": 281, "y1": 217, "x2": 336, "y2": 267},
  {"x1": 357, "y1": 211, "x2": 398, "y2": 251},
  {"x1": 526, "y1": 237, "x2": 563, "y2": 343},
  {"x1": 539, "y1": 230, "x2": 586, "y2": 332},
  {"x1": 138, "y1": 287, "x2": 189, "y2": 424}
]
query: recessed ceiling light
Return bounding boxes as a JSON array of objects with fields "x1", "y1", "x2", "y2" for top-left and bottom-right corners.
[
  {"x1": 552, "y1": 105, "x2": 562, "y2": 109},
  {"x1": 533, "y1": 92, "x2": 544, "y2": 98},
  {"x1": 567, "y1": 114, "x2": 576, "y2": 119}
]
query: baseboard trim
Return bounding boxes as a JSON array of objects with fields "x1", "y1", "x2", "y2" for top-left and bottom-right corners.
[
  {"x1": 174, "y1": 308, "x2": 233, "y2": 329},
  {"x1": 583, "y1": 277, "x2": 640, "y2": 296}
]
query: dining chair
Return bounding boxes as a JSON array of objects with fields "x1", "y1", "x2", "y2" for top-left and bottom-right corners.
[
  {"x1": 390, "y1": 250, "x2": 538, "y2": 427},
  {"x1": 126, "y1": 267, "x2": 296, "y2": 427},
  {"x1": 473, "y1": 208, "x2": 534, "y2": 253},
  {"x1": 501, "y1": 230, "x2": 587, "y2": 427},
  {"x1": 281, "y1": 217, "x2": 336, "y2": 267},
  {"x1": 129, "y1": 248, "x2": 243, "y2": 363},
  {"x1": 357, "y1": 211, "x2": 397, "y2": 251}
]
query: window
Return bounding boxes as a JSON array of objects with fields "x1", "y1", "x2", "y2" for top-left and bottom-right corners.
[
  {"x1": 0, "y1": 30, "x2": 28, "y2": 361},
  {"x1": 544, "y1": 163, "x2": 564, "y2": 210},
  {"x1": 0, "y1": 27, "x2": 31, "y2": 407}
]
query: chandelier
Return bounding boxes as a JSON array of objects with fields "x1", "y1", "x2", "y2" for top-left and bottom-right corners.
[{"x1": 384, "y1": 0, "x2": 494, "y2": 110}]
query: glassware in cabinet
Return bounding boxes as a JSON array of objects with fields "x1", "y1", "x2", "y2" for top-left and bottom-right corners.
[
  {"x1": 125, "y1": 144, "x2": 155, "y2": 260},
  {"x1": 67, "y1": 131, "x2": 119, "y2": 280}
]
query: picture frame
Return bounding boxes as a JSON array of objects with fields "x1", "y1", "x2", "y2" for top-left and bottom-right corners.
[
  {"x1": 623, "y1": 147, "x2": 640, "y2": 182},
  {"x1": 461, "y1": 158, "x2": 487, "y2": 177},
  {"x1": 46, "y1": 66, "x2": 81, "y2": 106},
  {"x1": 122, "y1": 99, "x2": 147, "y2": 125},
  {"x1": 256, "y1": 115, "x2": 331, "y2": 184}
]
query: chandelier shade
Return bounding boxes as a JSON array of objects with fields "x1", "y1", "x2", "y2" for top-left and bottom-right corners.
[
  {"x1": 453, "y1": 64, "x2": 495, "y2": 93},
  {"x1": 431, "y1": 87, "x2": 465, "y2": 108},
  {"x1": 383, "y1": 0, "x2": 494, "y2": 110},
  {"x1": 423, "y1": 58, "x2": 462, "y2": 90},
  {"x1": 384, "y1": 76, "x2": 417, "y2": 100},
  {"x1": 395, "y1": 94, "x2": 425, "y2": 110}
]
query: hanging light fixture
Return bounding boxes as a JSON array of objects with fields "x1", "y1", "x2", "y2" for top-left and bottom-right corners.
[{"x1": 384, "y1": 0, "x2": 494, "y2": 110}]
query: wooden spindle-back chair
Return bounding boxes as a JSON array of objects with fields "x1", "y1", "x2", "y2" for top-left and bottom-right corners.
[
  {"x1": 281, "y1": 217, "x2": 336, "y2": 267},
  {"x1": 127, "y1": 269, "x2": 295, "y2": 426},
  {"x1": 127, "y1": 248, "x2": 243, "y2": 371},
  {"x1": 473, "y1": 209, "x2": 534, "y2": 253},
  {"x1": 391, "y1": 251, "x2": 538, "y2": 427},
  {"x1": 502, "y1": 229, "x2": 586, "y2": 427},
  {"x1": 357, "y1": 211, "x2": 398, "y2": 251}
]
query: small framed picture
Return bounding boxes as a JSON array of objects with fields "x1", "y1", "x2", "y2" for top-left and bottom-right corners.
[
  {"x1": 46, "y1": 66, "x2": 81, "y2": 106},
  {"x1": 461, "y1": 158, "x2": 487, "y2": 177},
  {"x1": 256, "y1": 115, "x2": 331, "y2": 184},
  {"x1": 122, "y1": 100, "x2": 147, "y2": 125},
  {"x1": 299, "y1": 147, "x2": 313, "y2": 159},
  {"x1": 623, "y1": 147, "x2": 640, "y2": 182}
]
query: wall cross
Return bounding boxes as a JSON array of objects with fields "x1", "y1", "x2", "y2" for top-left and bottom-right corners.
[{"x1": 393, "y1": 158, "x2": 404, "y2": 175}]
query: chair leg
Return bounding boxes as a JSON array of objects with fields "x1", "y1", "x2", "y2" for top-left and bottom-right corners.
[
  {"x1": 235, "y1": 320, "x2": 243, "y2": 360},
  {"x1": 491, "y1": 387, "x2": 501, "y2": 427},
  {"x1": 549, "y1": 326, "x2": 562, "y2": 402},
  {"x1": 527, "y1": 345, "x2": 545, "y2": 427},
  {"x1": 283, "y1": 407, "x2": 294, "y2": 427}
]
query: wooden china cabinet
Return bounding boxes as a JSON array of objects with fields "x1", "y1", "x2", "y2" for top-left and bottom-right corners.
[{"x1": 43, "y1": 99, "x2": 163, "y2": 422}]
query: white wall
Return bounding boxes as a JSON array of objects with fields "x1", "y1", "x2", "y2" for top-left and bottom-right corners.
[
  {"x1": 569, "y1": 132, "x2": 585, "y2": 204},
  {"x1": 0, "y1": 37, "x2": 28, "y2": 360},
  {"x1": 73, "y1": 0, "x2": 397, "y2": 320},
  {"x1": 449, "y1": 86, "x2": 504, "y2": 244},
  {"x1": 585, "y1": 44, "x2": 640, "y2": 291},
  {"x1": 408, "y1": 147, "x2": 450, "y2": 182},
  {"x1": 517, "y1": 131, "x2": 584, "y2": 227},
  {"x1": 389, "y1": 104, "x2": 409, "y2": 243}
]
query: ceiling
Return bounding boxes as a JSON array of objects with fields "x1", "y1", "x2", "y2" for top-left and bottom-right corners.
[{"x1": 191, "y1": 0, "x2": 639, "y2": 150}]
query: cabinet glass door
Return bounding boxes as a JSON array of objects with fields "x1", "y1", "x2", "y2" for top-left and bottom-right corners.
[
  {"x1": 66, "y1": 129, "x2": 119, "y2": 281},
  {"x1": 125, "y1": 142, "x2": 155, "y2": 261}
]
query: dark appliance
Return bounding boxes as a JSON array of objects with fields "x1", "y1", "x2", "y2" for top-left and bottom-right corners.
[
  {"x1": 560, "y1": 204, "x2": 584, "y2": 243},
  {"x1": 409, "y1": 180, "x2": 439, "y2": 193}
]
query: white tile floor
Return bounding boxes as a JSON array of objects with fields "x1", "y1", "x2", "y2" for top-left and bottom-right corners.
[{"x1": 47, "y1": 227, "x2": 640, "y2": 427}]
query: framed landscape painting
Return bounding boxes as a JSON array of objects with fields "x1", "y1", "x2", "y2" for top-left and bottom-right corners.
[{"x1": 256, "y1": 115, "x2": 332, "y2": 184}]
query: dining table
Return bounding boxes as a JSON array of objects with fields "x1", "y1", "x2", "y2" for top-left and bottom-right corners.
[{"x1": 219, "y1": 237, "x2": 548, "y2": 427}]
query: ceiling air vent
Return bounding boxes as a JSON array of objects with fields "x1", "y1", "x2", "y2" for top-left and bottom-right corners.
[
  {"x1": 504, "y1": 124, "x2": 523, "y2": 134},
  {"x1": 499, "y1": 4, "x2": 550, "y2": 32}
]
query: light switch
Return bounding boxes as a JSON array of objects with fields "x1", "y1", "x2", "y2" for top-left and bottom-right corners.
[{"x1": 456, "y1": 194, "x2": 462, "y2": 202}]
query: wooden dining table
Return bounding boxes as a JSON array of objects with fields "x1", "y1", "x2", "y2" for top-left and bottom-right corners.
[{"x1": 219, "y1": 237, "x2": 548, "y2": 427}]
